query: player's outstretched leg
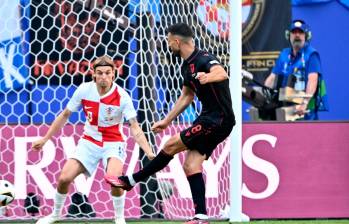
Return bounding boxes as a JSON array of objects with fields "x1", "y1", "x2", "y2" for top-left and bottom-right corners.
[
  {"x1": 105, "y1": 150, "x2": 174, "y2": 190},
  {"x1": 105, "y1": 175, "x2": 133, "y2": 191}
]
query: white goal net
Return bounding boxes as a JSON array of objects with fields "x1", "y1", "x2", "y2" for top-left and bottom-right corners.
[{"x1": 0, "y1": 0, "x2": 231, "y2": 220}]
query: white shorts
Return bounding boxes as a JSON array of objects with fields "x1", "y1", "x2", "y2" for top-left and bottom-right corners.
[{"x1": 69, "y1": 138, "x2": 126, "y2": 176}]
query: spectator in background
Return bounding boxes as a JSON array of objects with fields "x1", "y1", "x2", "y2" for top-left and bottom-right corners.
[{"x1": 264, "y1": 19, "x2": 328, "y2": 120}]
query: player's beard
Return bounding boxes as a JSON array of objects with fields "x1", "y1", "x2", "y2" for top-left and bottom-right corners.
[{"x1": 170, "y1": 48, "x2": 181, "y2": 58}]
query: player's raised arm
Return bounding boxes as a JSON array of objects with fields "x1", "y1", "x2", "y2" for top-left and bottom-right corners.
[
  {"x1": 196, "y1": 65, "x2": 228, "y2": 84},
  {"x1": 128, "y1": 117, "x2": 155, "y2": 160},
  {"x1": 151, "y1": 86, "x2": 194, "y2": 133},
  {"x1": 31, "y1": 108, "x2": 72, "y2": 151}
]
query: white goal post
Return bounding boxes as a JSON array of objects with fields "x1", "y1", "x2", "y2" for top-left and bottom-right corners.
[{"x1": 229, "y1": 0, "x2": 245, "y2": 222}]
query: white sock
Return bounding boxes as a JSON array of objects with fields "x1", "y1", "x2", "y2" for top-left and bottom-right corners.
[
  {"x1": 112, "y1": 193, "x2": 125, "y2": 219},
  {"x1": 128, "y1": 175, "x2": 136, "y2": 186},
  {"x1": 52, "y1": 191, "x2": 67, "y2": 217}
]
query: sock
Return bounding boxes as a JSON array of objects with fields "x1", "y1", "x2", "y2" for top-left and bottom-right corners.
[
  {"x1": 133, "y1": 150, "x2": 173, "y2": 183},
  {"x1": 128, "y1": 175, "x2": 136, "y2": 186},
  {"x1": 112, "y1": 193, "x2": 125, "y2": 219},
  {"x1": 187, "y1": 173, "x2": 207, "y2": 215},
  {"x1": 52, "y1": 190, "x2": 67, "y2": 217}
]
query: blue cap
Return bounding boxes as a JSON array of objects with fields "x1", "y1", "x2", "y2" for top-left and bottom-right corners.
[{"x1": 290, "y1": 20, "x2": 307, "y2": 32}]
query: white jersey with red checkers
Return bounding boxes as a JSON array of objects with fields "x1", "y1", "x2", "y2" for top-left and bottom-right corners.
[{"x1": 67, "y1": 81, "x2": 137, "y2": 146}]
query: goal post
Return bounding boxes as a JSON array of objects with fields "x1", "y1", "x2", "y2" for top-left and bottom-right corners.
[{"x1": 229, "y1": 0, "x2": 245, "y2": 222}]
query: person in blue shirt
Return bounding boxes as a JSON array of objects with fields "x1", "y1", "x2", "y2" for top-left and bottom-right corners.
[{"x1": 264, "y1": 19, "x2": 328, "y2": 120}]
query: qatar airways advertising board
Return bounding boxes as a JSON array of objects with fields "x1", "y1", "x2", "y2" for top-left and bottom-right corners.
[{"x1": 1, "y1": 122, "x2": 349, "y2": 219}]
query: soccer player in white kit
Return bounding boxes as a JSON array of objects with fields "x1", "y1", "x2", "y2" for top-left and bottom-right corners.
[{"x1": 32, "y1": 55, "x2": 155, "y2": 224}]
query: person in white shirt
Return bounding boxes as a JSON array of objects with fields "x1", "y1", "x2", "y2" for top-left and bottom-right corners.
[{"x1": 32, "y1": 55, "x2": 155, "y2": 224}]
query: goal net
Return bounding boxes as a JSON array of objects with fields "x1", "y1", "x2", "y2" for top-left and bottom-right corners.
[{"x1": 0, "y1": 0, "x2": 231, "y2": 220}]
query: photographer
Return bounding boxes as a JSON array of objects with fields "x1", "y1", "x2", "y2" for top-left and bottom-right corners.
[{"x1": 264, "y1": 19, "x2": 328, "y2": 120}]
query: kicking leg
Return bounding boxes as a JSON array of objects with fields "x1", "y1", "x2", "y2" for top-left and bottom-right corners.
[{"x1": 105, "y1": 133, "x2": 187, "y2": 190}]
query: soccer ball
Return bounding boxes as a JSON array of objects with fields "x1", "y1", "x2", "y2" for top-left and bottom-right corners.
[{"x1": 0, "y1": 180, "x2": 15, "y2": 207}]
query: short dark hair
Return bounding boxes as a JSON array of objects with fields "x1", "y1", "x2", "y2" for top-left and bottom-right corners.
[
  {"x1": 167, "y1": 23, "x2": 194, "y2": 38},
  {"x1": 93, "y1": 55, "x2": 115, "y2": 71}
]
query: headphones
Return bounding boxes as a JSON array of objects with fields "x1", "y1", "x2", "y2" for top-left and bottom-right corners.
[{"x1": 285, "y1": 19, "x2": 312, "y2": 42}]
